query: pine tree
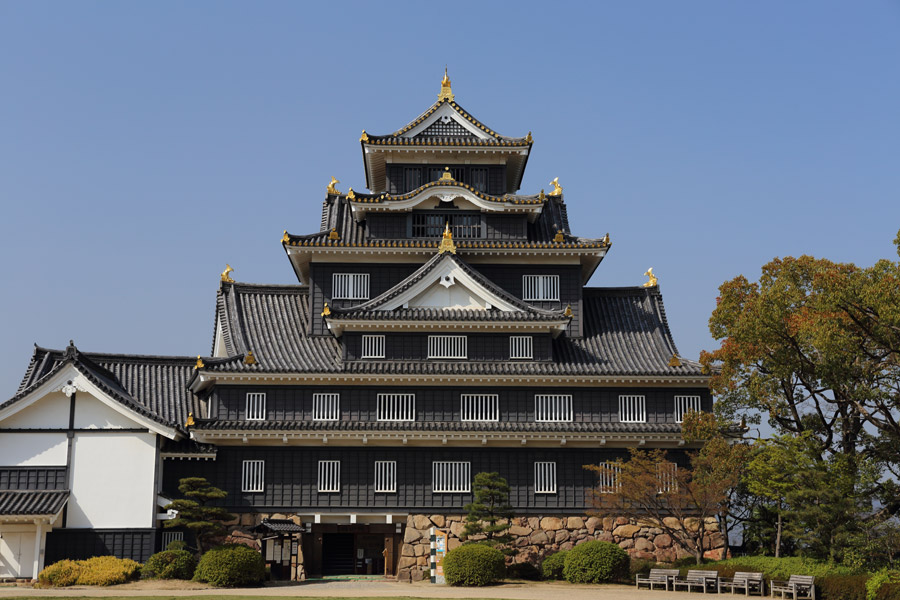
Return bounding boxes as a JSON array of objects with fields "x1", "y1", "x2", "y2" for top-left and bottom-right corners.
[
  {"x1": 163, "y1": 477, "x2": 235, "y2": 553},
  {"x1": 462, "y1": 472, "x2": 514, "y2": 550}
]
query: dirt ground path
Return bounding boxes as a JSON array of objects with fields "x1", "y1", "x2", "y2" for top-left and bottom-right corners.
[{"x1": 0, "y1": 579, "x2": 716, "y2": 600}]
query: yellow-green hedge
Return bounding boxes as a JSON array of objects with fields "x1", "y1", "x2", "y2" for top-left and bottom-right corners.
[{"x1": 37, "y1": 556, "x2": 141, "y2": 587}]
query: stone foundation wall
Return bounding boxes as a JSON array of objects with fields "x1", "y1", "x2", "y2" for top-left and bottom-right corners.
[{"x1": 398, "y1": 514, "x2": 726, "y2": 582}]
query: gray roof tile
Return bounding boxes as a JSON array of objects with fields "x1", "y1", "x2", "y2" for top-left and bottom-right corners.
[{"x1": 0, "y1": 490, "x2": 69, "y2": 516}]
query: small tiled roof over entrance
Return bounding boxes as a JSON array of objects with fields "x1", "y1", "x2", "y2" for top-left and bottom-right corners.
[
  {"x1": 0, "y1": 490, "x2": 69, "y2": 516},
  {"x1": 253, "y1": 518, "x2": 305, "y2": 533}
]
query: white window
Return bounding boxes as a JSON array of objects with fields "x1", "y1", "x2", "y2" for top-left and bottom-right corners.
[
  {"x1": 432, "y1": 461, "x2": 471, "y2": 493},
  {"x1": 246, "y1": 393, "x2": 266, "y2": 421},
  {"x1": 362, "y1": 334, "x2": 385, "y2": 359},
  {"x1": 523, "y1": 275, "x2": 560, "y2": 301},
  {"x1": 534, "y1": 462, "x2": 557, "y2": 494},
  {"x1": 658, "y1": 462, "x2": 678, "y2": 493},
  {"x1": 161, "y1": 531, "x2": 184, "y2": 548},
  {"x1": 509, "y1": 335, "x2": 533, "y2": 359},
  {"x1": 619, "y1": 395, "x2": 646, "y2": 423},
  {"x1": 332, "y1": 273, "x2": 369, "y2": 300},
  {"x1": 674, "y1": 395, "x2": 702, "y2": 423},
  {"x1": 428, "y1": 335, "x2": 467, "y2": 359},
  {"x1": 534, "y1": 394, "x2": 573, "y2": 422},
  {"x1": 313, "y1": 393, "x2": 340, "y2": 421},
  {"x1": 460, "y1": 394, "x2": 499, "y2": 422},
  {"x1": 596, "y1": 462, "x2": 621, "y2": 494},
  {"x1": 374, "y1": 461, "x2": 397, "y2": 493},
  {"x1": 241, "y1": 460, "x2": 264, "y2": 493},
  {"x1": 318, "y1": 460, "x2": 341, "y2": 493},
  {"x1": 377, "y1": 393, "x2": 415, "y2": 421}
]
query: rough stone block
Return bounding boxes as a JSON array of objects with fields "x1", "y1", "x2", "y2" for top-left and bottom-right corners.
[
  {"x1": 413, "y1": 515, "x2": 432, "y2": 530},
  {"x1": 555, "y1": 530, "x2": 570, "y2": 544},
  {"x1": 401, "y1": 544, "x2": 415, "y2": 557},
  {"x1": 615, "y1": 517, "x2": 628, "y2": 526},
  {"x1": 618, "y1": 539, "x2": 634, "y2": 550},
  {"x1": 529, "y1": 530, "x2": 549, "y2": 545},
  {"x1": 613, "y1": 524, "x2": 640, "y2": 538},
  {"x1": 448, "y1": 537, "x2": 461, "y2": 550},
  {"x1": 414, "y1": 544, "x2": 428, "y2": 557},
  {"x1": 411, "y1": 568, "x2": 424, "y2": 582},
  {"x1": 404, "y1": 527, "x2": 424, "y2": 544},
  {"x1": 430, "y1": 515, "x2": 445, "y2": 528},
  {"x1": 449, "y1": 521, "x2": 465, "y2": 537},
  {"x1": 527, "y1": 517, "x2": 541, "y2": 529},
  {"x1": 586, "y1": 517, "x2": 602, "y2": 534},
  {"x1": 634, "y1": 537, "x2": 654, "y2": 552},
  {"x1": 416, "y1": 555, "x2": 428, "y2": 566},
  {"x1": 663, "y1": 517, "x2": 682, "y2": 529},
  {"x1": 653, "y1": 534, "x2": 673, "y2": 548},
  {"x1": 509, "y1": 525, "x2": 532, "y2": 536},
  {"x1": 566, "y1": 516, "x2": 585, "y2": 529},
  {"x1": 398, "y1": 556, "x2": 417, "y2": 570},
  {"x1": 540, "y1": 517, "x2": 564, "y2": 530}
]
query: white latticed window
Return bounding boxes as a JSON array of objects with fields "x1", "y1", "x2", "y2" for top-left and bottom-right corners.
[
  {"x1": 534, "y1": 394, "x2": 573, "y2": 422},
  {"x1": 674, "y1": 395, "x2": 702, "y2": 423},
  {"x1": 241, "y1": 460, "x2": 264, "y2": 493},
  {"x1": 534, "y1": 462, "x2": 557, "y2": 494},
  {"x1": 161, "y1": 531, "x2": 183, "y2": 548},
  {"x1": 428, "y1": 335, "x2": 467, "y2": 359},
  {"x1": 361, "y1": 334, "x2": 385, "y2": 359},
  {"x1": 597, "y1": 462, "x2": 621, "y2": 494},
  {"x1": 460, "y1": 394, "x2": 499, "y2": 422},
  {"x1": 523, "y1": 275, "x2": 560, "y2": 301},
  {"x1": 509, "y1": 335, "x2": 533, "y2": 359},
  {"x1": 377, "y1": 393, "x2": 415, "y2": 421},
  {"x1": 313, "y1": 393, "x2": 340, "y2": 421},
  {"x1": 332, "y1": 273, "x2": 369, "y2": 300},
  {"x1": 245, "y1": 393, "x2": 266, "y2": 421},
  {"x1": 318, "y1": 460, "x2": 341, "y2": 493},
  {"x1": 374, "y1": 461, "x2": 397, "y2": 493},
  {"x1": 658, "y1": 462, "x2": 678, "y2": 493},
  {"x1": 432, "y1": 461, "x2": 471, "y2": 493},
  {"x1": 619, "y1": 395, "x2": 646, "y2": 423}
]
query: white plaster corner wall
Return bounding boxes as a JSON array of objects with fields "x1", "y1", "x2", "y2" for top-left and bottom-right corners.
[
  {"x1": 68, "y1": 432, "x2": 157, "y2": 528},
  {"x1": 0, "y1": 433, "x2": 67, "y2": 466},
  {"x1": 1, "y1": 391, "x2": 70, "y2": 429},
  {"x1": 73, "y1": 393, "x2": 146, "y2": 429},
  {"x1": 0, "y1": 524, "x2": 37, "y2": 578}
]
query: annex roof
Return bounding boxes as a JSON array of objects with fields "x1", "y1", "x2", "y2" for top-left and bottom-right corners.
[{"x1": 0, "y1": 490, "x2": 69, "y2": 518}]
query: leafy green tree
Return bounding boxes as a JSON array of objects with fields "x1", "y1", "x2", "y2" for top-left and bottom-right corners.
[
  {"x1": 462, "y1": 472, "x2": 514, "y2": 549},
  {"x1": 163, "y1": 477, "x2": 235, "y2": 553}
]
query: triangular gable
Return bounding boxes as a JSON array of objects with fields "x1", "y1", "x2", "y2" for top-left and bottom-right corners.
[{"x1": 402, "y1": 102, "x2": 494, "y2": 140}]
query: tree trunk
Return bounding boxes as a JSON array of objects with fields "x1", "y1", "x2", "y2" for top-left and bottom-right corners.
[
  {"x1": 775, "y1": 507, "x2": 783, "y2": 559},
  {"x1": 721, "y1": 514, "x2": 731, "y2": 560}
]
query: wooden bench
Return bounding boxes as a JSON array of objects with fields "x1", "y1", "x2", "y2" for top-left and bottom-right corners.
[
  {"x1": 771, "y1": 575, "x2": 815, "y2": 599},
  {"x1": 636, "y1": 568, "x2": 679, "y2": 591},
  {"x1": 673, "y1": 569, "x2": 719, "y2": 593},
  {"x1": 718, "y1": 571, "x2": 765, "y2": 596}
]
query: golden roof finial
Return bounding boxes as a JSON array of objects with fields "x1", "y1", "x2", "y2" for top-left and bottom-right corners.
[
  {"x1": 553, "y1": 229, "x2": 565, "y2": 243},
  {"x1": 668, "y1": 354, "x2": 682, "y2": 368},
  {"x1": 438, "y1": 66, "x2": 454, "y2": 102},
  {"x1": 221, "y1": 264, "x2": 234, "y2": 283},
  {"x1": 194, "y1": 356, "x2": 205, "y2": 370},
  {"x1": 603, "y1": 232, "x2": 610, "y2": 246},
  {"x1": 548, "y1": 177, "x2": 563, "y2": 197},
  {"x1": 359, "y1": 130, "x2": 369, "y2": 142},
  {"x1": 564, "y1": 304, "x2": 573, "y2": 318},
  {"x1": 643, "y1": 267, "x2": 658, "y2": 288},
  {"x1": 526, "y1": 131, "x2": 533, "y2": 144},
  {"x1": 185, "y1": 412, "x2": 195, "y2": 428},
  {"x1": 328, "y1": 228, "x2": 340, "y2": 240},
  {"x1": 321, "y1": 302, "x2": 331, "y2": 317},
  {"x1": 439, "y1": 166, "x2": 454, "y2": 182},
  {"x1": 282, "y1": 230, "x2": 289, "y2": 244},
  {"x1": 539, "y1": 189, "x2": 546, "y2": 201},
  {"x1": 244, "y1": 351, "x2": 257, "y2": 366},
  {"x1": 327, "y1": 177, "x2": 341, "y2": 195},
  {"x1": 438, "y1": 222, "x2": 457, "y2": 254},
  {"x1": 347, "y1": 188, "x2": 356, "y2": 200}
]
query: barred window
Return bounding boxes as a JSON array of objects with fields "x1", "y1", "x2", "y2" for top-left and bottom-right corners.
[
  {"x1": 674, "y1": 395, "x2": 702, "y2": 423},
  {"x1": 318, "y1": 460, "x2": 340, "y2": 493},
  {"x1": 313, "y1": 393, "x2": 340, "y2": 421},
  {"x1": 161, "y1": 531, "x2": 184, "y2": 548},
  {"x1": 246, "y1": 393, "x2": 266, "y2": 421},
  {"x1": 377, "y1": 393, "x2": 415, "y2": 421},
  {"x1": 428, "y1": 335, "x2": 467, "y2": 359},
  {"x1": 361, "y1": 334, "x2": 385, "y2": 359},
  {"x1": 509, "y1": 335, "x2": 533, "y2": 359},
  {"x1": 332, "y1": 273, "x2": 369, "y2": 300},
  {"x1": 432, "y1": 461, "x2": 471, "y2": 493},
  {"x1": 534, "y1": 462, "x2": 557, "y2": 494},
  {"x1": 596, "y1": 462, "x2": 621, "y2": 494},
  {"x1": 658, "y1": 462, "x2": 678, "y2": 493},
  {"x1": 523, "y1": 275, "x2": 560, "y2": 301},
  {"x1": 374, "y1": 461, "x2": 397, "y2": 493},
  {"x1": 619, "y1": 395, "x2": 646, "y2": 423},
  {"x1": 535, "y1": 394, "x2": 573, "y2": 422},
  {"x1": 460, "y1": 394, "x2": 499, "y2": 422},
  {"x1": 241, "y1": 460, "x2": 264, "y2": 493}
]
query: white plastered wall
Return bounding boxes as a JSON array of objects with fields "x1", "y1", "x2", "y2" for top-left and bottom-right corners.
[
  {"x1": 0, "y1": 524, "x2": 37, "y2": 579},
  {"x1": 0, "y1": 433, "x2": 66, "y2": 466},
  {"x1": 1, "y1": 392, "x2": 69, "y2": 428}
]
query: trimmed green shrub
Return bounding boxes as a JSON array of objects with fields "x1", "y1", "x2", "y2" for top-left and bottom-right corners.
[
  {"x1": 442, "y1": 543, "x2": 506, "y2": 586},
  {"x1": 142, "y1": 549, "x2": 197, "y2": 580},
  {"x1": 869, "y1": 570, "x2": 900, "y2": 600},
  {"x1": 506, "y1": 561, "x2": 541, "y2": 581},
  {"x1": 37, "y1": 559, "x2": 82, "y2": 587},
  {"x1": 563, "y1": 540, "x2": 629, "y2": 584},
  {"x1": 698, "y1": 556, "x2": 861, "y2": 580},
  {"x1": 193, "y1": 544, "x2": 265, "y2": 587},
  {"x1": 541, "y1": 550, "x2": 568, "y2": 580},
  {"x1": 74, "y1": 556, "x2": 141, "y2": 586},
  {"x1": 166, "y1": 539, "x2": 188, "y2": 551}
]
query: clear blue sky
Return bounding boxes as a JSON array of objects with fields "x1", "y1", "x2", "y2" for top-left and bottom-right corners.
[{"x1": 2, "y1": 2, "x2": 899, "y2": 394}]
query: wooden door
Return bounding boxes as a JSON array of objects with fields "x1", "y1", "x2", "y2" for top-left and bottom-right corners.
[{"x1": 383, "y1": 534, "x2": 395, "y2": 577}]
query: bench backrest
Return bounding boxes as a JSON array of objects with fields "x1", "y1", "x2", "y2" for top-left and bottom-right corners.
[
  {"x1": 648, "y1": 569, "x2": 680, "y2": 579},
  {"x1": 733, "y1": 572, "x2": 764, "y2": 582},
  {"x1": 788, "y1": 575, "x2": 815, "y2": 586},
  {"x1": 685, "y1": 570, "x2": 719, "y2": 581}
]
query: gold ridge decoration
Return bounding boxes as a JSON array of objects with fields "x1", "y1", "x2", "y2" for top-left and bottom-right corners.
[
  {"x1": 244, "y1": 351, "x2": 257, "y2": 366},
  {"x1": 564, "y1": 305, "x2": 573, "y2": 318},
  {"x1": 359, "y1": 130, "x2": 369, "y2": 142},
  {"x1": 548, "y1": 177, "x2": 563, "y2": 197},
  {"x1": 221, "y1": 264, "x2": 234, "y2": 283},
  {"x1": 184, "y1": 412, "x2": 195, "y2": 428},
  {"x1": 438, "y1": 222, "x2": 457, "y2": 254},
  {"x1": 553, "y1": 229, "x2": 565, "y2": 243},
  {"x1": 526, "y1": 131, "x2": 533, "y2": 144},
  {"x1": 194, "y1": 356, "x2": 205, "y2": 370},
  {"x1": 668, "y1": 354, "x2": 682, "y2": 368},
  {"x1": 643, "y1": 268, "x2": 658, "y2": 288},
  {"x1": 328, "y1": 228, "x2": 340, "y2": 240},
  {"x1": 603, "y1": 232, "x2": 610, "y2": 246},
  {"x1": 326, "y1": 177, "x2": 341, "y2": 195},
  {"x1": 438, "y1": 67, "x2": 454, "y2": 102},
  {"x1": 321, "y1": 302, "x2": 331, "y2": 317},
  {"x1": 439, "y1": 167, "x2": 454, "y2": 182},
  {"x1": 539, "y1": 189, "x2": 546, "y2": 201},
  {"x1": 347, "y1": 188, "x2": 356, "y2": 200},
  {"x1": 281, "y1": 230, "x2": 289, "y2": 244}
]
